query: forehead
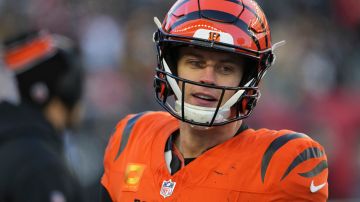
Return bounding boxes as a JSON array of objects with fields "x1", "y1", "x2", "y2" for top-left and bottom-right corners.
[{"x1": 178, "y1": 46, "x2": 243, "y2": 64}]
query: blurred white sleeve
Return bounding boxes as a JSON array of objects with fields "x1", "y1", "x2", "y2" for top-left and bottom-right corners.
[{"x1": 0, "y1": 56, "x2": 20, "y2": 105}]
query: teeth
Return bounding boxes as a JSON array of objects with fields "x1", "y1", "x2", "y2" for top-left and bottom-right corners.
[
  {"x1": 195, "y1": 94, "x2": 215, "y2": 100},
  {"x1": 198, "y1": 95, "x2": 211, "y2": 99}
]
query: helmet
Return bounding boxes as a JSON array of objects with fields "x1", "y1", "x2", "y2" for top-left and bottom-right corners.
[
  {"x1": 3, "y1": 30, "x2": 83, "y2": 110},
  {"x1": 153, "y1": 0, "x2": 278, "y2": 127}
]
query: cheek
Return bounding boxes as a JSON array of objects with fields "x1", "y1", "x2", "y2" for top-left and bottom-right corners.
[
  {"x1": 179, "y1": 81, "x2": 194, "y2": 97},
  {"x1": 178, "y1": 66, "x2": 196, "y2": 81},
  {"x1": 221, "y1": 90, "x2": 235, "y2": 104},
  {"x1": 220, "y1": 77, "x2": 241, "y2": 104},
  {"x1": 217, "y1": 75, "x2": 241, "y2": 88},
  {"x1": 177, "y1": 65, "x2": 197, "y2": 96},
  {"x1": 232, "y1": 69, "x2": 243, "y2": 86},
  {"x1": 177, "y1": 62, "x2": 186, "y2": 77}
]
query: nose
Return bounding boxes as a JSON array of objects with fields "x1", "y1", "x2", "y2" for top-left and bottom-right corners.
[{"x1": 199, "y1": 66, "x2": 216, "y2": 85}]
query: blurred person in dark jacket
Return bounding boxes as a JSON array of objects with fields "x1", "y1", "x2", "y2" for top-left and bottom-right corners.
[{"x1": 0, "y1": 30, "x2": 84, "y2": 202}]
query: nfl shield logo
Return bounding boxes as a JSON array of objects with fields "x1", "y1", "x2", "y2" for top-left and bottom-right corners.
[{"x1": 160, "y1": 179, "x2": 176, "y2": 198}]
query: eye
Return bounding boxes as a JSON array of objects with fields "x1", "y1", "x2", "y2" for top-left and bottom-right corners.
[
  {"x1": 217, "y1": 65, "x2": 235, "y2": 75},
  {"x1": 186, "y1": 59, "x2": 205, "y2": 68}
]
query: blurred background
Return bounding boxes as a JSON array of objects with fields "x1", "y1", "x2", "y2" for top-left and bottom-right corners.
[{"x1": 0, "y1": 0, "x2": 359, "y2": 201}]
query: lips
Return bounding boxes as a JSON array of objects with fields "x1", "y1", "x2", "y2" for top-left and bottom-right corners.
[{"x1": 190, "y1": 92, "x2": 218, "y2": 107}]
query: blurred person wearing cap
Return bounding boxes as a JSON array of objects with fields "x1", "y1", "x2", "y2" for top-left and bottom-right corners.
[{"x1": 0, "y1": 30, "x2": 84, "y2": 202}]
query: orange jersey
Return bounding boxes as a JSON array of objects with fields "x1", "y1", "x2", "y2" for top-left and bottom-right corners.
[{"x1": 101, "y1": 112, "x2": 328, "y2": 201}]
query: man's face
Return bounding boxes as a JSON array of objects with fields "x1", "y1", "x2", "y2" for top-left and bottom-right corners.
[{"x1": 177, "y1": 47, "x2": 244, "y2": 108}]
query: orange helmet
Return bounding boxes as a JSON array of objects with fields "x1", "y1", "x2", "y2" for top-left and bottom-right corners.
[{"x1": 154, "y1": 0, "x2": 276, "y2": 127}]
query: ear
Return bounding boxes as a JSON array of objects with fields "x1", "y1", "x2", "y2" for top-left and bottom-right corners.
[{"x1": 43, "y1": 97, "x2": 68, "y2": 132}]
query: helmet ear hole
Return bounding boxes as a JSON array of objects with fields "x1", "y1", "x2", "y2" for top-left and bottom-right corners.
[
  {"x1": 237, "y1": 89, "x2": 258, "y2": 115},
  {"x1": 154, "y1": 76, "x2": 174, "y2": 99},
  {"x1": 246, "y1": 97, "x2": 257, "y2": 111},
  {"x1": 153, "y1": 78, "x2": 161, "y2": 93},
  {"x1": 239, "y1": 97, "x2": 250, "y2": 114},
  {"x1": 260, "y1": 52, "x2": 274, "y2": 70}
]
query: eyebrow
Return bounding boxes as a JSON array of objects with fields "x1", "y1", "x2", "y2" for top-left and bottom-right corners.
[
  {"x1": 219, "y1": 58, "x2": 243, "y2": 65},
  {"x1": 182, "y1": 52, "x2": 203, "y2": 59},
  {"x1": 183, "y1": 52, "x2": 241, "y2": 64},
  {"x1": 180, "y1": 47, "x2": 245, "y2": 68}
]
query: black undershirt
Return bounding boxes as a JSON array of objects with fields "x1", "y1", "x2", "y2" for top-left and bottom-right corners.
[
  {"x1": 184, "y1": 158, "x2": 196, "y2": 165},
  {"x1": 172, "y1": 123, "x2": 249, "y2": 166}
]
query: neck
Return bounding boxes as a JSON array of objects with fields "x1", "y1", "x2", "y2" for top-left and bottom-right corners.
[{"x1": 176, "y1": 120, "x2": 242, "y2": 158}]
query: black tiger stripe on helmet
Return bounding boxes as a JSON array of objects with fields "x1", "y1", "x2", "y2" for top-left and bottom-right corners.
[{"x1": 164, "y1": 0, "x2": 270, "y2": 51}]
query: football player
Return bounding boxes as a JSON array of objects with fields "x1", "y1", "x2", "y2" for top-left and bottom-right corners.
[{"x1": 101, "y1": 0, "x2": 328, "y2": 201}]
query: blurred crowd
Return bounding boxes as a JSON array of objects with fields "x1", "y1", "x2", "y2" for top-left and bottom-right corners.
[{"x1": 0, "y1": 0, "x2": 359, "y2": 201}]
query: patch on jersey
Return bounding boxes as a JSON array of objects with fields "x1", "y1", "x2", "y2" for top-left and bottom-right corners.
[
  {"x1": 50, "y1": 190, "x2": 66, "y2": 202},
  {"x1": 123, "y1": 163, "x2": 146, "y2": 191},
  {"x1": 160, "y1": 179, "x2": 176, "y2": 198}
]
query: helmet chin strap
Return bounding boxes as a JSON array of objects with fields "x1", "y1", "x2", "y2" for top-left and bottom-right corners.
[
  {"x1": 174, "y1": 101, "x2": 230, "y2": 124},
  {"x1": 162, "y1": 58, "x2": 253, "y2": 124}
]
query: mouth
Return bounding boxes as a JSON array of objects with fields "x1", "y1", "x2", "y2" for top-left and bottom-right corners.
[{"x1": 190, "y1": 92, "x2": 218, "y2": 107}]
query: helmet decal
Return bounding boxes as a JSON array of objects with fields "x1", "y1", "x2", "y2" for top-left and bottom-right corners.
[{"x1": 194, "y1": 29, "x2": 234, "y2": 45}]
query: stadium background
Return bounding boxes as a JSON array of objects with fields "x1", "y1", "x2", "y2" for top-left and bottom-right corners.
[{"x1": 1, "y1": 0, "x2": 359, "y2": 201}]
